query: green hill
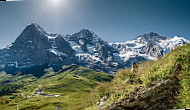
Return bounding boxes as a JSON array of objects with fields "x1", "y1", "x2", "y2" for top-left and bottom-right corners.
[
  {"x1": 87, "y1": 44, "x2": 190, "y2": 109},
  {"x1": 0, "y1": 64, "x2": 113, "y2": 110}
]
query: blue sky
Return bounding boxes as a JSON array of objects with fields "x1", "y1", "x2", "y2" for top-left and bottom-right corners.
[{"x1": 0, "y1": 0, "x2": 190, "y2": 48}]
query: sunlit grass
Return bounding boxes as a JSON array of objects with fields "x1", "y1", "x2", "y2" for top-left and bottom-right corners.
[{"x1": 0, "y1": 65, "x2": 113, "y2": 110}]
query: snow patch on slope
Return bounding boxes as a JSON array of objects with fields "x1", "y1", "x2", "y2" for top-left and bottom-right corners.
[
  {"x1": 76, "y1": 53, "x2": 102, "y2": 62},
  {"x1": 1, "y1": 44, "x2": 13, "y2": 50},
  {"x1": 69, "y1": 41, "x2": 84, "y2": 53},
  {"x1": 47, "y1": 34, "x2": 68, "y2": 57},
  {"x1": 158, "y1": 36, "x2": 190, "y2": 53},
  {"x1": 48, "y1": 49, "x2": 68, "y2": 57}
]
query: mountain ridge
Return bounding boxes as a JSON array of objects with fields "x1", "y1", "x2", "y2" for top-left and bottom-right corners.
[{"x1": 0, "y1": 23, "x2": 189, "y2": 74}]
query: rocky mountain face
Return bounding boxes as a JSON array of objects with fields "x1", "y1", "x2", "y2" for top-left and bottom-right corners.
[
  {"x1": 0, "y1": 23, "x2": 189, "y2": 74},
  {"x1": 0, "y1": 23, "x2": 74, "y2": 71},
  {"x1": 64, "y1": 28, "x2": 122, "y2": 73},
  {"x1": 110, "y1": 32, "x2": 189, "y2": 65},
  {"x1": 65, "y1": 28, "x2": 117, "y2": 62},
  {"x1": 140, "y1": 41, "x2": 164, "y2": 58}
]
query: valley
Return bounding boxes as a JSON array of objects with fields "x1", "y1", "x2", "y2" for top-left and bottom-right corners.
[{"x1": 0, "y1": 64, "x2": 113, "y2": 110}]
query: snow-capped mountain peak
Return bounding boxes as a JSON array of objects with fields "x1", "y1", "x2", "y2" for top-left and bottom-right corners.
[
  {"x1": 136, "y1": 32, "x2": 167, "y2": 43},
  {"x1": 0, "y1": 23, "x2": 189, "y2": 74},
  {"x1": 158, "y1": 35, "x2": 190, "y2": 53},
  {"x1": 110, "y1": 33, "x2": 189, "y2": 65},
  {"x1": 68, "y1": 28, "x2": 103, "y2": 44}
]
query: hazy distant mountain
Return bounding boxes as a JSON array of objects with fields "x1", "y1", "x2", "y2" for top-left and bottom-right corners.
[{"x1": 0, "y1": 23, "x2": 189, "y2": 74}]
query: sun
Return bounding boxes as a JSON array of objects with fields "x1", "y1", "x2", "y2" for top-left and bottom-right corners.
[
  {"x1": 50, "y1": 0, "x2": 61, "y2": 3},
  {"x1": 46, "y1": 0, "x2": 66, "y2": 11},
  {"x1": 49, "y1": 0, "x2": 63, "y2": 6}
]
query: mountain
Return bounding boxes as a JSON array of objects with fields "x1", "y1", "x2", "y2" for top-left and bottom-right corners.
[
  {"x1": 0, "y1": 23, "x2": 74, "y2": 69},
  {"x1": 1, "y1": 44, "x2": 190, "y2": 110},
  {"x1": 64, "y1": 28, "x2": 122, "y2": 74},
  {"x1": 0, "y1": 23, "x2": 190, "y2": 110},
  {"x1": 0, "y1": 23, "x2": 189, "y2": 74},
  {"x1": 110, "y1": 32, "x2": 189, "y2": 66}
]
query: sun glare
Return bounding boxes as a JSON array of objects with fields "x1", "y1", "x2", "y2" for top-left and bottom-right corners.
[
  {"x1": 49, "y1": 0, "x2": 63, "y2": 6},
  {"x1": 50, "y1": 0, "x2": 61, "y2": 4}
]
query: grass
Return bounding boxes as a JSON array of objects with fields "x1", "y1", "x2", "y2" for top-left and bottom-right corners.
[
  {"x1": 0, "y1": 64, "x2": 113, "y2": 110},
  {"x1": 87, "y1": 44, "x2": 190, "y2": 109},
  {"x1": 1, "y1": 44, "x2": 190, "y2": 109}
]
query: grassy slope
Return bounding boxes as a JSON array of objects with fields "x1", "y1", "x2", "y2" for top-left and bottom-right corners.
[
  {"x1": 0, "y1": 64, "x2": 113, "y2": 110},
  {"x1": 87, "y1": 44, "x2": 190, "y2": 109},
  {"x1": 1, "y1": 44, "x2": 190, "y2": 110}
]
